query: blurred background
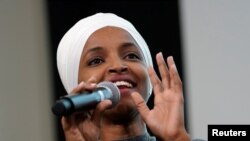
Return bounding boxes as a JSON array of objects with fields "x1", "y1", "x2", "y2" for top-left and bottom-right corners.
[{"x1": 0, "y1": 0, "x2": 249, "y2": 140}]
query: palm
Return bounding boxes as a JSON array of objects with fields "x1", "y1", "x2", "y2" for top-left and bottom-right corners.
[
  {"x1": 132, "y1": 53, "x2": 187, "y2": 141},
  {"x1": 146, "y1": 88, "x2": 184, "y2": 138}
]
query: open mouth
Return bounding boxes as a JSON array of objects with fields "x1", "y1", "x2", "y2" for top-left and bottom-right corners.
[{"x1": 113, "y1": 80, "x2": 134, "y2": 89}]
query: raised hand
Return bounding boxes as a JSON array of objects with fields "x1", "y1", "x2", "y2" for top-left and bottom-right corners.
[{"x1": 131, "y1": 52, "x2": 190, "y2": 141}]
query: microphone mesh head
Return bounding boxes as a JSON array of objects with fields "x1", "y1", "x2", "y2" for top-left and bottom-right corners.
[{"x1": 97, "y1": 81, "x2": 120, "y2": 107}]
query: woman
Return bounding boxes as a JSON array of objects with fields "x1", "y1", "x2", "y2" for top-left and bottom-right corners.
[{"x1": 56, "y1": 13, "x2": 193, "y2": 141}]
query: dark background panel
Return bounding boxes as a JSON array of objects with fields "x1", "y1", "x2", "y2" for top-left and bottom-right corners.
[{"x1": 46, "y1": 0, "x2": 187, "y2": 140}]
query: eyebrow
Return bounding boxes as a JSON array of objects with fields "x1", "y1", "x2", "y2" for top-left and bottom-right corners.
[
  {"x1": 120, "y1": 42, "x2": 137, "y2": 48},
  {"x1": 86, "y1": 42, "x2": 138, "y2": 53},
  {"x1": 85, "y1": 46, "x2": 104, "y2": 54}
]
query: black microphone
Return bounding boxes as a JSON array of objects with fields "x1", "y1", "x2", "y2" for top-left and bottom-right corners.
[{"x1": 51, "y1": 81, "x2": 120, "y2": 116}]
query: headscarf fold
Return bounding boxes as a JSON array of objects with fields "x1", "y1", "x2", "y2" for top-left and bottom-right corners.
[{"x1": 57, "y1": 13, "x2": 153, "y2": 94}]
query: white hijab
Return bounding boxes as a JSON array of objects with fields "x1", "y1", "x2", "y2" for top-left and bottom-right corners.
[{"x1": 57, "y1": 13, "x2": 153, "y2": 94}]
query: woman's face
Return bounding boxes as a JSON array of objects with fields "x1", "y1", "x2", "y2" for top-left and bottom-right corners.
[{"x1": 78, "y1": 26, "x2": 150, "y2": 117}]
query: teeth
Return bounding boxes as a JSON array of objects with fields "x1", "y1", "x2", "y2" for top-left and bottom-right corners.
[{"x1": 114, "y1": 81, "x2": 132, "y2": 88}]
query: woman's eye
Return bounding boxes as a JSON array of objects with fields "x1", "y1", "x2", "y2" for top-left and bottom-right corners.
[
  {"x1": 125, "y1": 53, "x2": 141, "y2": 60},
  {"x1": 88, "y1": 57, "x2": 104, "y2": 66}
]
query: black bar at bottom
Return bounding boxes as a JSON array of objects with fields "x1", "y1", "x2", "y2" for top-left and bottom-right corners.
[{"x1": 208, "y1": 124, "x2": 250, "y2": 141}]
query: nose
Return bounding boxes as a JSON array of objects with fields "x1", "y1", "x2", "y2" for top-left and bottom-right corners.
[{"x1": 108, "y1": 59, "x2": 128, "y2": 74}]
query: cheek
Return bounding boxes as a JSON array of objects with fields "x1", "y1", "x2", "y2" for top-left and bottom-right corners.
[{"x1": 135, "y1": 65, "x2": 150, "y2": 100}]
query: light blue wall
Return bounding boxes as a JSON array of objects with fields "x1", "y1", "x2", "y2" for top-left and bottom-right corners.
[{"x1": 180, "y1": 0, "x2": 250, "y2": 139}]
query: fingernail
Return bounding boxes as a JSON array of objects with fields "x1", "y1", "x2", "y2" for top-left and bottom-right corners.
[
  {"x1": 79, "y1": 81, "x2": 85, "y2": 87},
  {"x1": 169, "y1": 56, "x2": 173, "y2": 61},
  {"x1": 90, "y1": 83, "x2": 96, "y2": 87},
  {"x1": 90, "y1": 76, "x2": 96, "y2": 80},
  {"x1": 159, "y1": 52, "x2": 163, "y2": 58}
]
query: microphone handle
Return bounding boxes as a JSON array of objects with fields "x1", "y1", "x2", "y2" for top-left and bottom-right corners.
[
  {"x1": 70, "y1": 87, "x2": 112, "y2": 110},
  {"x1": 52, "y1": 87, "x2": 112, "y2": 116}
]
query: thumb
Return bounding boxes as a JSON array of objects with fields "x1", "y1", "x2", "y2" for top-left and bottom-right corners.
[{"x1": 131, "y1": 92, "x2": 150, "y2": 121}]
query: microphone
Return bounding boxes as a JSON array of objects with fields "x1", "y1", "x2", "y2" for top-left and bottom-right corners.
[{"x1": 51, "y1": 81, "x2": 120, "y2": 116}]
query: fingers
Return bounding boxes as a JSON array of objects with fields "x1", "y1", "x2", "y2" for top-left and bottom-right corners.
[
  {"x1": 156, "y1": 52, "x2": 170, "y2": 89},
  {"x1": 153, "y1": 52, "x2": 182, "y2": 91},
  {"x1": 91, "y1": 100, "x2": 112, "y2": 127},
  {"x1": 131, "y1": 92, "x2": 150, "y2": 122},
  {"x1": 148, "y1": 66, "x2": 163, "y2": 94},
  {"x1": 167, "y1": 56, "x2": 182, "y2": 91},
  {"x1": 70, "y1": 76, "x2": 97, "y2": 94},
  {"x1": 61, "y1": 113, "x2": 86, "y2": 131},
  {"x1": 61, "y1": 116, "x2": 71, "y2": 131},
  {"x1": 61, "y1": 76, "x2": 99, "y2": 130}
]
